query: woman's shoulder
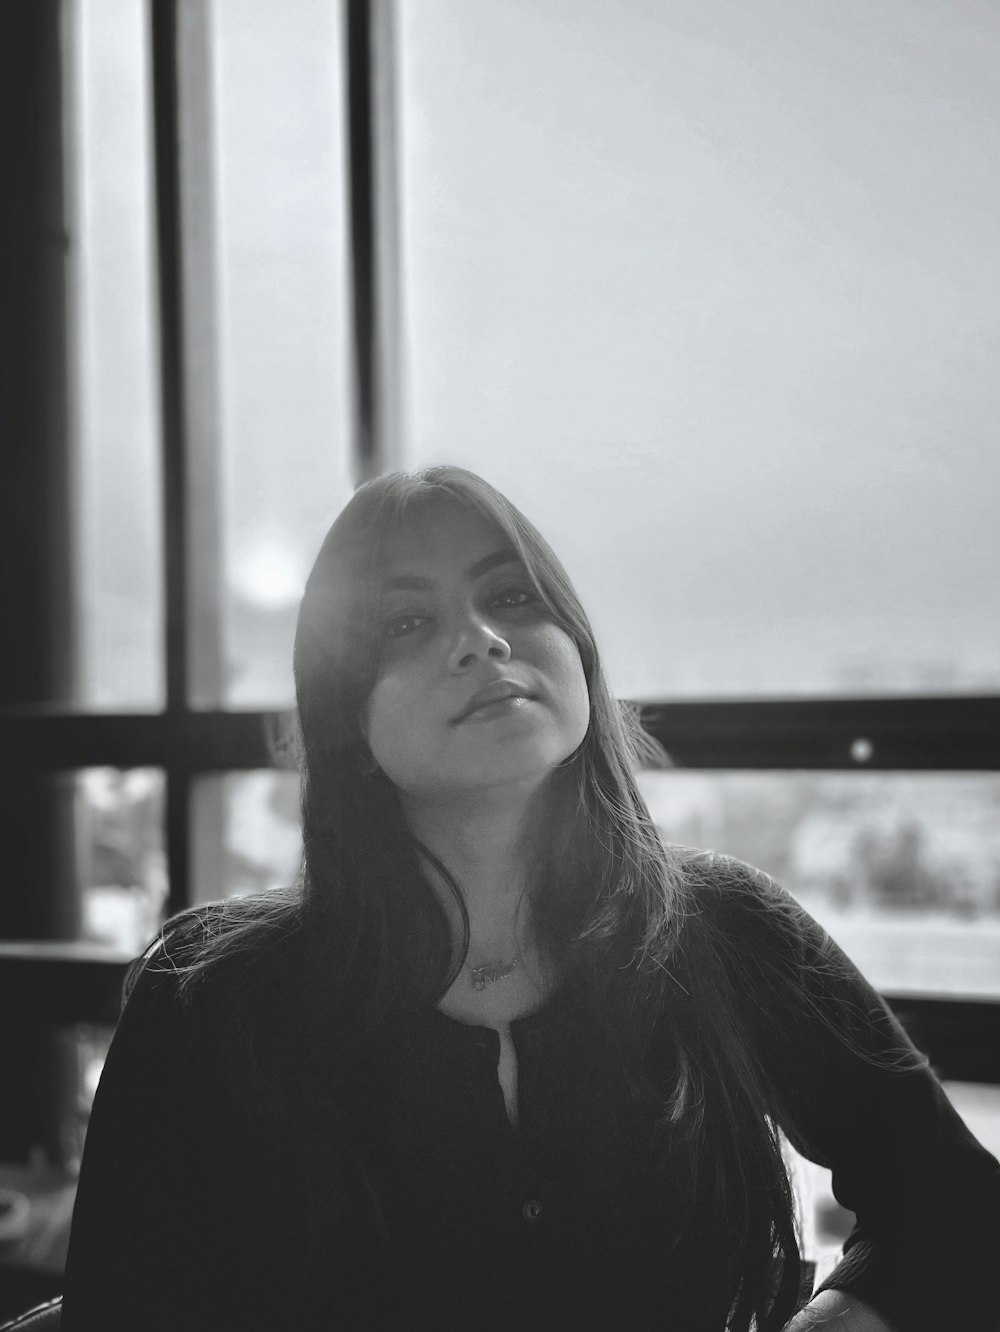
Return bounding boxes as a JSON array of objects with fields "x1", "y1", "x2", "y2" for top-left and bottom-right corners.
[
  {"x1": 667, "y1": 843, "x2": 786, "y2": 908},
  {"x1": 122, "y1": 890, "x2": 304, "y2": 1017},
  {"x1": 664, "y1": 843, "x2": 816, "y2": 959},
  {"x1": 664, "y1": 845, "x2": 886, "y2": 1016}
]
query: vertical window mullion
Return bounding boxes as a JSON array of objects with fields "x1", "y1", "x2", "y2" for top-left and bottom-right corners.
[
  {"x1": 150, "y1": 0, "x2": 191, "y2": 914},
  {"x1": 346, "y1": 0, "x2": 402, "y2": 482},
  {"x1": 345, "y1": 0, "x2": 378, "y2": 482}
]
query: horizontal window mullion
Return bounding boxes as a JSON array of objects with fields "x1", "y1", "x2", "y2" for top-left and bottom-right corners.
[
  {"x1": 639, "y1": 696, "x2": 1000, "y2": 770},
  {"x1": 0, "y1": 947, "x2": 128, "y2": 1025},
  {"x1": 0, "y1": 709, "x2": 287, "y2": 771},
  {"x1": 2, "y1": 697, "x2": 1000, "y2": 771},
  {"x1": 880, "y1": 993, "x2": 1000, "y2": 1085}
]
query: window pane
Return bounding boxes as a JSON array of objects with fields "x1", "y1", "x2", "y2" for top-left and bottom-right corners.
[
  {"x1": 76, "y1": 768, "x2": 166, "y2": 955},
  {"x1": 63, "y1": 1023, "x2": 114, "y2": 1177},
  {"x1": 66, "y1": 0, "x2": 163, "y2": 708},
  {"x1": 192, "y1": 772, "x2": 302, "y2": 903},
  {"x1": 397, "y1": 0, "x2": 1000, "y2": 700},
  {"x1": 637, "y1": 769, "x2": 1000, "y2": 997},
  {"x1": 208, "y1": 0, "x2": 353, "y2": 708}
]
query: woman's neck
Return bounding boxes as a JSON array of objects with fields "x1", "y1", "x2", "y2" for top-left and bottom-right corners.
[{"x1": 402, "y1": 779, "x2": 551, "y2": 953}]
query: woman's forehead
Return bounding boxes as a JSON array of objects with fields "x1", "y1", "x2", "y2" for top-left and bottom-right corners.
[{"x1": 381, "y1": 499, "x2": 510, "y2": 574}]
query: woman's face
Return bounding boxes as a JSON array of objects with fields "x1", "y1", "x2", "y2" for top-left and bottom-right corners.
[{"x1": 363, "y1": 500, "x2": 591, "y2": 799}]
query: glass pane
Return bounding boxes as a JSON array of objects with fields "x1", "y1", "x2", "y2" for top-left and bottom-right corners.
[
  {"x1": 65, "y1": 0, "x2": 163, "y2": 709},
  {"x1": 947, "y1": 1082, "x2": 1000, "y2": 1162},
  {"x1": 76, "y1": 768, "x2": 167, "y2": 955},
  {"x1": 397, "y1": 0, "x2": 1000, "y2": 700},
  {"x1": 192, "y1": 771, "x2": 302, "y2": 903},
  {"x1": 637, "y1": 769, "x2": 1000, "y2": 997},
  {"x1": 207, "y1": 0, "x2": 353, "y2": 707},
  {"x1": 62, "y1": 1023, "x2": 114, "y2": 1177}
]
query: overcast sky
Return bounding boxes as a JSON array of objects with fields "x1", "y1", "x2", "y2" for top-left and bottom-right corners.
[
  {"x1": 397, "y1": 0, "x2": 1000, "y2": 699},
  {"x1": 72, "y1": 0, "x2": 1000, "y2": 706}
]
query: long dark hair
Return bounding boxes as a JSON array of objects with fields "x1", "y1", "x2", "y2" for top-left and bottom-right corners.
[
  {"x1": 132, "y1": 465, "x2": 899, "y2": 1330},
  {"x1": 290, "y1": 467, "x2": 682, "y2": 1013}
]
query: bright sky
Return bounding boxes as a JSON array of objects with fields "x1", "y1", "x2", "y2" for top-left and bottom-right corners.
[
  {"x1": 397, "y1": 0, "x2": 1000, "y2": 699},
  {"x1": 72, "y1": 0, "x2": 1000, "y2": 706}
]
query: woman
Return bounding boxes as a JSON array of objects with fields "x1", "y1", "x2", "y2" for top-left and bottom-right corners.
[{"x1": 62, "y1": 467, "x2": 998, "y2": 1331}]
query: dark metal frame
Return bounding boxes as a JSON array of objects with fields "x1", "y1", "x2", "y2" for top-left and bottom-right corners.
[
  {"x1": 639, "y1": 696, "x2": 1000, "y2": 770},
  {"x1": 150, "y1": 0, "x2": 194, "y2": 918},
  {"x1": 2, "y1": 694, "x2": 1000, "y2": 772},
  {"x1": 1, "y1": 0, "x2": 998, "y2": 1084},
  {"x1": 346, "y1": 0, "x2": 379, "y2": 479}
]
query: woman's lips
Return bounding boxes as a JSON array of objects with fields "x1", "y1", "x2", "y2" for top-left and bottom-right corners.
[
  {"x1": 452, "y1": 682, "x2": 537, "y2": 723},
  {"x1": 459, "y1": 695, "x2": 534, "y2": 723}
]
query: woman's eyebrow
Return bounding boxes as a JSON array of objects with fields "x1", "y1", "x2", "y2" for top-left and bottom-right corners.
[
  {"x1": 384, "y1": 548, "x2": 520, "y2": 592},
  {"x1": 467, "y1": 547, "x2": 521, "y2": 579}
]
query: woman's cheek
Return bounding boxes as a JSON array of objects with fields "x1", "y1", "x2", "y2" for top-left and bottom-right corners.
[
  {"x1": 540, "y1": 629, "x2": 590, "y2": 745},
  {"x1": 363, "y1": 677, "x2": 405, "y2": 768}
]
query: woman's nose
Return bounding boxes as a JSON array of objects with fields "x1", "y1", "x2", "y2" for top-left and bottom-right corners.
[{"x1": 447, "y1": 613, "x2": 512, "y2": 671}]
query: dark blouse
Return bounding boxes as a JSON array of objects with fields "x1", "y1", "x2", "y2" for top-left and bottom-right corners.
[{"x1": 61, "y1": 859, "x2": 1000, "y2": 1331}]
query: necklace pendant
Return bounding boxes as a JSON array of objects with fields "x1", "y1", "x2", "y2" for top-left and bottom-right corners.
[{"x1": 469, "y1": 958, "x2": 518, "y2": 991}]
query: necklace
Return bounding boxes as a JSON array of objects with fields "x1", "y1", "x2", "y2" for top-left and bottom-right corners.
[{"x1": 467, "y1": 958, "x2": 518, "y2": 991}]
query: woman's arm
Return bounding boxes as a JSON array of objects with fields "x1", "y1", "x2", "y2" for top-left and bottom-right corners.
[
  {"x1": 61, "y1": 945, "x2": 378, "y2": 1331},
  {"x1": 711, "y1": 858, "x2": 1000, "y2": 1331},
  {"x1": 62, "y1": 959, "x2": 288, "y2": 1330}
]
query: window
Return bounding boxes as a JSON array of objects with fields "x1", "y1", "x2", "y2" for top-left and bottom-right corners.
[
  {"x1": 192, "y1": 772, "x2": 302, "y2": 902},
  {"x1": 67, "y1": 0, "x2": 354, "y2": 713},
  {"x1": 66, "y1": 0, "x2": 162, "y2": 710},
  {"x1": 393, "y1": 0, "x2": 1000, "y2": 1011},
  {"x1": 396, "y1": 0, "x2": 1000, "y2": 701},
  {"x1": 76, "y1": 768, "x2": 166, "y2": 955},
  {"x1": 2, "y1": 0, "x2": 997, "y2": 1200},
  {"x1": 208, "y1": 0, "x2": 354, "y2": 708},
  {"x1": 639, "y1": 770, "x2": 1000, "y2": 998}
]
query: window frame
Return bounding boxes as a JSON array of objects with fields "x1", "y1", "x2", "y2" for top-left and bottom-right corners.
[{"x1": 0, "y1": 0, "x2": 998, "y2": 1086}]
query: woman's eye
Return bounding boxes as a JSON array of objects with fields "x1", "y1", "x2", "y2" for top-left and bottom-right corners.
[
  {"x1": 489, "y1": 586, "x2": 537, "y2": 610},
  {"x1": 385, "y1": 613, "x2": 430, "y2": 639}
]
